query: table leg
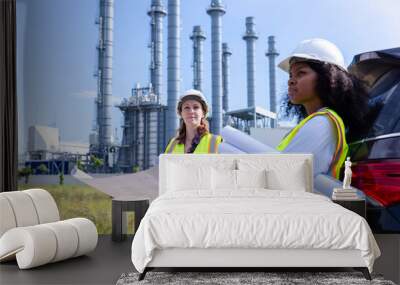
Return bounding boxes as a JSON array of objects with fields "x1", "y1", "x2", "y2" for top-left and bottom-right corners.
[{"x1": 112, "y1": 200, "x2": 123, "y2": 242}]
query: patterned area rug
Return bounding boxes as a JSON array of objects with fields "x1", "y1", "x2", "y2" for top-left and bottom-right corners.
[{"x1": 116, "y1": 271, "x2": 396, "y2": 285}]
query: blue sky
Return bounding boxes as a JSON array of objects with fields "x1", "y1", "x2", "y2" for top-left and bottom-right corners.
[{"x1": 17, "y1": 0, "x2": 400, "y2": 146}]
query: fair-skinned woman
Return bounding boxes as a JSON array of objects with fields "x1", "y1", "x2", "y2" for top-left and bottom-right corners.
[
  {"x1": 165, "y1": 89, "x2": 223, "y2": 154},
  {"x1": 277, "y1": 38, "x2": 369, "y2": 178}
]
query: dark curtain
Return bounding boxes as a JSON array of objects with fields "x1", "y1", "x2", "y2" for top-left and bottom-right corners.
[{"x1": 0, "y1": 0, "x2": 18, "y2": 192}]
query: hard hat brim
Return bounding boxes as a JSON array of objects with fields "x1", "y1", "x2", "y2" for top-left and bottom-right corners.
[
  {"x1": 278, "y1": 54, "x2": 325, "y2": 73},
  {"x1": 278, "y1": 54, "x2": 348, "y2": 73}
]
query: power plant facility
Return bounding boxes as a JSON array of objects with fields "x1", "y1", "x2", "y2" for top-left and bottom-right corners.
[{"x1": 88, "y1": 0, "x2": 280, "y2": 172}]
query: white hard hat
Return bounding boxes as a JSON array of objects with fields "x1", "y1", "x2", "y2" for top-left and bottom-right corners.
[
  {"x1": 177, "y1": 89, "x2": 209, "y2": 115},
  {"x1": 278, "y1": 38, "x2": 347, "y2": 72}
]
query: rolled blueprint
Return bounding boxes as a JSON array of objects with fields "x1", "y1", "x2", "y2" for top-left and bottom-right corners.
[
  {"x1": 219, "y1": 142, "x2": 246, "y2": 154},
  {"x1": 221, "y1": 126, "x2": 277, "y2": 153}
]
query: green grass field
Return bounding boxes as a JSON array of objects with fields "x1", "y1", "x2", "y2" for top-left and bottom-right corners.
[{"x1": 18, "y1": 184, "x2": 134, "y2": 234}]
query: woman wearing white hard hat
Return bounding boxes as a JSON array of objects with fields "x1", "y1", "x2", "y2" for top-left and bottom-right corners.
[
  {"x1": 277, "y1": 38, "x2": 369, "y2": 178},
  {"x1": 164, "y1": 89, "x2": 223, "y2": 154}
]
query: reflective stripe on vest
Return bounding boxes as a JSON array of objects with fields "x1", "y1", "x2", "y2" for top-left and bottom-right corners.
[
  {"x1": 276, "y1": 108, "x2": 348, "y2": 179},
  {"x1": 165, "y1": 133, "x2": 221, "y2": 154}
]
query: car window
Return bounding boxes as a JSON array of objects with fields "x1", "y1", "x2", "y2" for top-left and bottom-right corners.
[{"x1": 367, "y1": 68, "x2": 400, "y2": 137}]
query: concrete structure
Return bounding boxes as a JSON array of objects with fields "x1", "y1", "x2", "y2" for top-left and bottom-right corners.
[
  {"x1": 95, "y1": 0, "x2": 114, "y2": 154},
  {"x1": 148, "y1": 0, "x2": 167, "y2": 98},
  {"x1": 117, "y1": 86, "x2": 167, "y2": 172},
  {"x1": 207, "y1": 0, "x2": 225, "y2": 135},
  {"x1": 190, "y1": 26, "x2": 206, "y2": 92},
  {"x1": 242, "y1": 17, "x2": 258, "y2": 109},
  {"x1": 266, "y1": 35, "x2": 279, "y2": 128},
  {"x1": 166, "y1": 0, "x2": 181, "y2": 141}
]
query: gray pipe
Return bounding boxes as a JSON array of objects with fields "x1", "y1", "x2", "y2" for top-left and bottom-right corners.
[
  {"x1": 222, "y1": 42, "x2": 231, "y2": 113},
  {"x1": 166, "y1": 0, "x2": 180, "y2": 140},
  {"x1": 265, "y1": 35, "x2": 279, "y2": 128},
  {"x1": 207, "y1": 0, "x2": 225, "y2": 135},
  {"x1": 242, "y1": 17, "x2": 258, "y2": 108},
  {"x1": 98, "y1": 0, "x2": 114, "y2": 149},
  {"x1": 148, "y1": 0, "x2": 166, "y2": 98},
  {"x1": 190, "y1": 26, "x2": 206, "y2": 92}
]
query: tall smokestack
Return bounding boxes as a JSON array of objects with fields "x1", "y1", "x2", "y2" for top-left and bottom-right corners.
[
  {"x1": 242, "y1": 17, "x2": 258, "y2": 108},
  {"x1": 222, "y1": 42, "x2": 231, "y2": 113},
  {"x1": 266, "y1": 35, "x2": 279, "y2": 128},
  {"x1": 207, "y1": 0, "x2": 225, "y2": 135},
  {"x1": 97, "y1": 0, "x2": 114, "y2": 151},
  {"x1": 190, "y1": 26, "x2": 206, "y2": 92},
  {"x1": 166, "y1": 0, "x2": 181, "y2": 140},
  {"x1": 148, "y1": 0, "x2": 166, "y2": 99}
]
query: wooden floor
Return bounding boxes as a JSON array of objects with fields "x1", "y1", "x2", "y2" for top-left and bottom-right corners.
[{"x1": 0, "y1": 235, "x2": 134, "y2": 285}]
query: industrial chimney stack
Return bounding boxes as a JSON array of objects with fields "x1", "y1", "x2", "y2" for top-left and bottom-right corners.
[
  {"x1": 190, "y1": 26, "x2": 206, "y2": 92},
  {"x1": 207, "y1": 0, "x2": 225, "y2": 135},
  {"x1": 96, "y1": 0, "x2": 114, "y2": 155},
  {"x1": 222, "y1": 42, "x2": 231, "y2": 113},
  {"x1": 166, "y1": 0, "x2": 181, "y2": 140},
  {"x1": 242, "y1": 17, "x2": 258, "y2": 108},
  {"x1": 265, "y1": 35, "x2": 279, "y2": 128},
  {"x1": 148, "y1": 0, "x2": 166, "y2": 99}
]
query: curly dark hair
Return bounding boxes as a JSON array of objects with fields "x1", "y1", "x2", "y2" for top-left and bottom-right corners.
[{"x1": 280, "y1": 61, "x2": 370, "y2": 141}]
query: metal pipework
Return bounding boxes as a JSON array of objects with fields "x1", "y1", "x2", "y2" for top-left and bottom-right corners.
[
  {"x1": 148, "y1": 0, "x2": 166, "y2": 99},
  {"x1": 265, "y1": 35, "x2": 279, "y2": 128},
  {"x1": 97, "y1": 0, "x2": 114, "y2": 149},
  {"x1": 242, "y1": 16, "x2": 258, "y2": 108},
  {"x1": 207, "y1": 0, "x2": 225, "y2": 135},
  {"x1": 190, "y1": 26, "x2": 206, "y2": 92},
  {"x1": 222, "y1": 42, "x2": 231, "y2": 113},
  {"x1": 166, "y1": 0, "x2": 180, "y2": 140}
]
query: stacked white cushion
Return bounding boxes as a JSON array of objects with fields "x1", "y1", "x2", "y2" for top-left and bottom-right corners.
[
  {"x1": 237, "y1": 158, "x2": 311, "y2": 192},
  {"x1": 212, "y1": 168, "x2": 236, "y2": 190},
  {"x1": 236, "y1": 169, "x2": 268, "y2": 189},
  {"x1": 168, "y1": 163, "x2": 212, "y2": 191},
  {"x1": 0, "y1": 189, "x2": 98, "y2": 269},
  {"x1": 159, "y1": 154, "x2": 313, "y2": 194}
]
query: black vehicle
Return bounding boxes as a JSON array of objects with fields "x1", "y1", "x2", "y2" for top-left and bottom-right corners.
[{"x1": 348, "y1": 48, "x2": 400, "y2": 233}]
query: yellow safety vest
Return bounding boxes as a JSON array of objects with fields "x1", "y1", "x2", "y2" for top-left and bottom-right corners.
[
  {"x1": 276, "y1": 108, "x2": 348, "y2": 179},
  {"x1": 165, "y1": 133, "x2": 223, "y2": 154}
]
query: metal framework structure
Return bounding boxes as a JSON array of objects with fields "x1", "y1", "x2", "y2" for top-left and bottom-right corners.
[
  {"x1": 117, "y1": 86, "x2": 167, "y2": 172},
  {"x1": 225, "y1": 106, "x2": 276, "y2": 134}
]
